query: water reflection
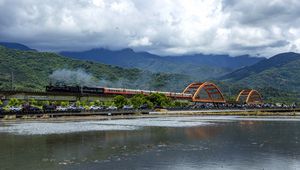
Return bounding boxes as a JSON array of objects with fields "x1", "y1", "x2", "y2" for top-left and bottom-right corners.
[
  {"x1": 184, "y1": 126, "x2": 223, "y2": 140},
  {"x1": 0, "y1": 118, "x2": 300, "y2": 170}
]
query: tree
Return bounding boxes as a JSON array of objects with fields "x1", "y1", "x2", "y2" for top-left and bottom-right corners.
[
  {"x1": 94, "y1": 100, "x2": 101, "y2": 106},
  {"x1": 130, "y1": 94, "x2": 147, "y2": 109},
  {"x1": 42, "y1": 100, "x2": 50, "y2": 106},
  {"x1": 103, "y1": 100, "x2": 115, "y2": 107},
  {"x1": 89, "y1": 101, "x2": 95, "y2": 106},
  {"x1": 76, "y1": 100, "x2": 81, "y2": 107},
  {"x1": 61, "y1": 101, "x2": 69, "y2": 107},
  {"x1": 145, "y1": 100, "x2": 154, "y2": 109},
  {"x1": 37, "y1": 100, "x2": 50, "y2": 106},
  {"x1": 29, "y1": 98, "x2": 37, "y2": 106},
  {"x1": 172, "y1": 101, "x2": 190, "y2": 107},
  {"x1": 79, "y1": 100, "x2": 88, "y2": 107},
  {"x1": 113, "y1": 95, "x2": 128, "y2": 108},
  {"x1": 0, "y1": 100, "x2": 3, "y2": 106},
  {"x1": 147, "y1": 93, "x2": 171, "y2": 107},
  {"x1": 8, "y1": 98, "x2": 20, "y2": 106}
]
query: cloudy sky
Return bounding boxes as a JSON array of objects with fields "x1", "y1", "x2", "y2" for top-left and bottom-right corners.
[{"x1": 0, "y1": 0, "x2": 300, "y2": 56}]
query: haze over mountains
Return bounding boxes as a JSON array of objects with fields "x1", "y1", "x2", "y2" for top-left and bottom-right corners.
[{"x1": 60, "y1": 48, "x2": 264, "y2": 79}]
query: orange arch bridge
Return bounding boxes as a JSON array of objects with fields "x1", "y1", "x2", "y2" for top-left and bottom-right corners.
[
  {"x1": 183, "y1": 82, "x2": 226, "y2": 103},
  {"x1": 236, "y1": 89, "x2": 263, "y2": 104}
]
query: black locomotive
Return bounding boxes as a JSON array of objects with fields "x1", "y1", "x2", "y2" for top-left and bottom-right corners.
[{"x1": 46, "y1": 85, "x2": 104, "y2": 94}]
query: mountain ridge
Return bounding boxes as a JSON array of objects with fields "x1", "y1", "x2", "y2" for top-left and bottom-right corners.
[
  {"x1": 220, "y1": 52, "x2": 300, "y2": 96},
  {"x1": 60, "y1": 47, "x2": 264, "y2": 80},
  {"x1": 221, "y1": 52, "x2": 300, "y2": 81},
  {"x1": 0, "y1": 42, "x2": 36, "y2": 51},
  {"x1": 0, "y1": 42, "x2": 264, "y2": 80}
]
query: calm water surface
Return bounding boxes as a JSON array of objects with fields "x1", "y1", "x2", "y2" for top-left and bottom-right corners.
[{"x1": 0, "y1": 116, "x2": 300, "y2": 170}]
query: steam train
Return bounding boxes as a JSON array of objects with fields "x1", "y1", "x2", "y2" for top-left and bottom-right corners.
[
  {"x1": 46, "y1": 85, "x2": 192, "y2": 99},
  {"x1": 46, "y1": 85, "x2": 104, "y2": 94}
]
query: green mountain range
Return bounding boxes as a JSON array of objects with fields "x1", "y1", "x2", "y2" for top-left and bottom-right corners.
[
  {"x1": 221, "y1": 52, "x2": 300, "y2": 90},
  {"x1": 220, "y1": 52, "x2": 300, "y2": 102},
  {"x1": 0, "y1": 46, "x2": 192, "y2": 92}
]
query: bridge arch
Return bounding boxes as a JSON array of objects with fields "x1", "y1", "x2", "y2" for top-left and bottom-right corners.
[
  {"x1": 183, "y1": 82, "x2": 226, "y2": 103},
  {"x1": 236, "y1": 89, "x2": 263, "y2": 104}
]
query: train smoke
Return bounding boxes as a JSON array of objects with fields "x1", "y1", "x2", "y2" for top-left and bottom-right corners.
[
  {"x1": 49, "y1": 69, "x2": 184, "y2": 92},
  {"x1": 49, "y1": 69, "x2": 96, "y2": 86}
]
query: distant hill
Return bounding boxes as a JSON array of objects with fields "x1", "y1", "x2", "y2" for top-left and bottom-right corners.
[
  {"x1": 0, "y1": 42, "x2": 36, "y2": 51},
  {"x1": 0, "y1": 45, "x2": 192, "y2": 92},
  {"x1": 221, "y1": 52, "x2": 300, "y2": 94},
  {"x1": 60, "y1": 48, "x2": 264, "y2": 80}
]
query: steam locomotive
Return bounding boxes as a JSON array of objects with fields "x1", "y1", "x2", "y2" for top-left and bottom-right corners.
[{"x1": 46, "y1": 85, "x2": 104, "y2": 94}]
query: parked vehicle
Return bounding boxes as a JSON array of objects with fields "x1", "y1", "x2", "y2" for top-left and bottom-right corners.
[
  {"x1": 43, "y1": 104, "x2": 57, "y2": 112},
  {"x1": 22, "y1": 105, "x2": 42, "y2": 114},
  {"x1": 89, "y1": 106, "x2": 103, "y2": 111},
  {"x1": 77, "y1": 106, "x2": 85, "y2": 111},
  {"x1": 107, "y1": 106, "x2": 117, "y2": 110},
  {"x1": 123, "y1": 105, "x2": 134, "y2": 110},
  {"x1": 139, "y1": 104, "x2": 149, "y2": 109},
  {"x1": 67, "y1": 106, "x2": 82, "y2": 112},
  {"x1": 56, "y1": 106, "x2": 68, "y2": 112},
  {"x1": 8, "y1": 106, "x2": 22, "y2": 113}
]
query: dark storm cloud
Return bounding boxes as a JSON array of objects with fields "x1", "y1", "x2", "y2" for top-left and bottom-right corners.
[
  {"x1": 0, "y1": 0, "x2": 299, "y2": 56},
  {"x1": 222, "y1": 0, "x2": 300, "y2": 26}
]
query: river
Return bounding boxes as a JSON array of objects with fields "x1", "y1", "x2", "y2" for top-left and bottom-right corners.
[{"x1": 0, "y1": 116, "x2": 300, "y2": 170}]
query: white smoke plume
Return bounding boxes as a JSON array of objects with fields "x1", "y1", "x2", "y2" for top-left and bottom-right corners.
[
  {"x1": 48, "y1": 69, "x2": 186, "y2": 92},
  {"x1": 49, "y1": 69, "x2": 96, "y2": 86}
]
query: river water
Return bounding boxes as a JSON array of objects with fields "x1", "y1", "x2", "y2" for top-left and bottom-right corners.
[{"x1": 0, "y1": 116, "x2": 300, "y2": 170}]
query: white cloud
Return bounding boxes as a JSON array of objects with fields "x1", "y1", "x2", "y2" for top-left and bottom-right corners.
[
  {"x1": 92, "y1": 0, "x2": 105, "y2": 7},
  {"x1": 0, "y1": 0, "x2": 300, "y2": 57},
  {"x1": 129, "y1": 37, "x2": 152, "y2": 47}
]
